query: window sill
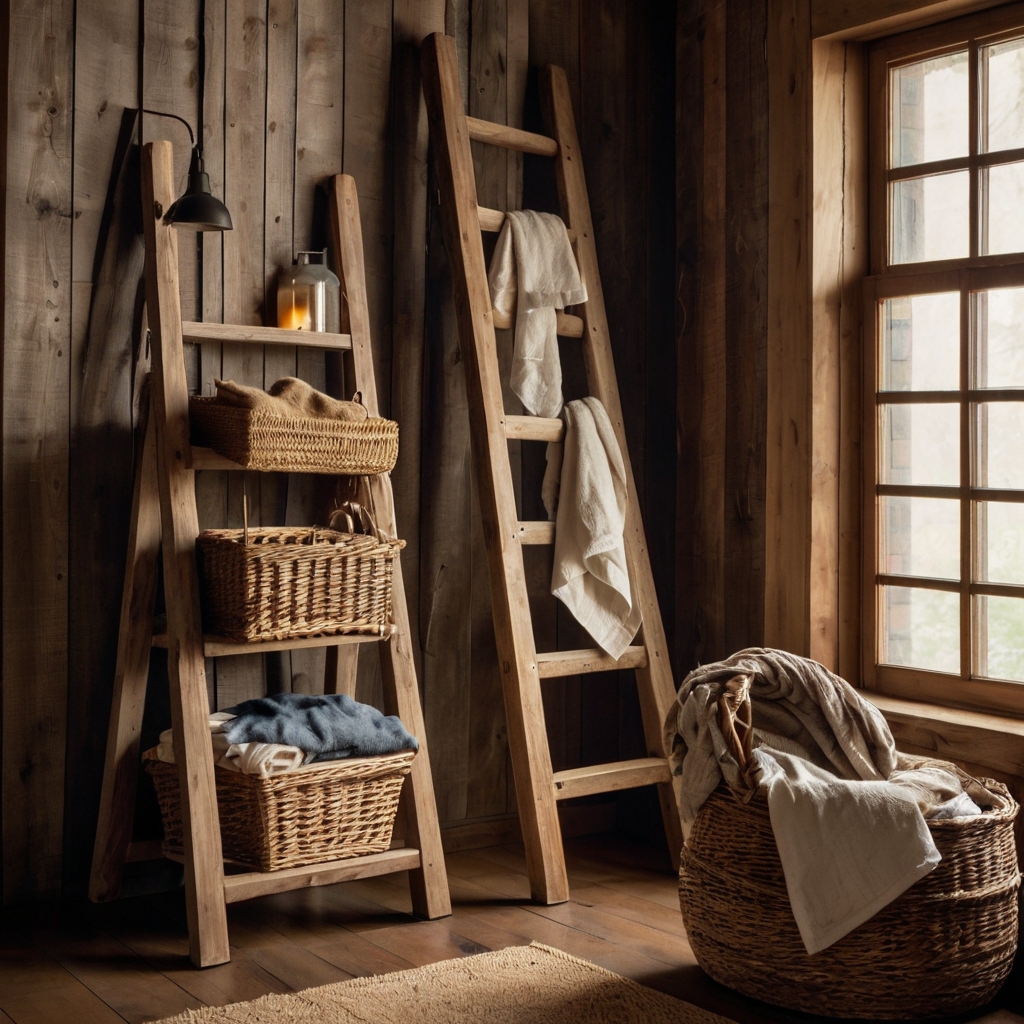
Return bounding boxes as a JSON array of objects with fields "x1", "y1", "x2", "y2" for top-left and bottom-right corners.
[{"x1": 864, "y1": 693, "x2": 1024, "y2": 779}]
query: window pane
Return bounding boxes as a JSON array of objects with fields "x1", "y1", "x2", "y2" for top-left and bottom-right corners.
[
  {"x1": 977, "y1": 502, "x2": 1024, "y2": 585},
  {"x1": 880, "y1": 585, "x2": 959, "y2": 673},
  {"x1": 982, "y1": 162, "x2": 1024, "y2": 255},
  {"x1": 879, "y1": 403, "x2": 960, "y2": 486},
  {"x1": 973, "y1": 288, "x2": 1024, "y2": 388},
  {"x1": 982, "y1": 37, "x2": 1024, "y2": 153},
  {"x1": 975, "y1": 595, "x2": 1024, "y2": 681},
  {"x1": 890, "y1": 172, "x2": 970, "y2": 263},
  {"x1": 881, "y1": 293, "x2": 959, "y2": 391},
  {"x1": 880, "y1": 496, "x2": 960, "y2": 579},
  {"x1": 891, "y1": 52, "x2": 969, "y2": 167},
  {"x1": 974, "y1": 403, "x2": 1024, "y2": 488}
]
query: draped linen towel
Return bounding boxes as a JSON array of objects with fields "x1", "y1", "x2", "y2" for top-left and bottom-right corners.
[
  {"x1": 548, "y1": 397, "x2": 639, "y2": 659},
  {"x1": 488, "y1": 210, "x2": 586, "y2": 419}
]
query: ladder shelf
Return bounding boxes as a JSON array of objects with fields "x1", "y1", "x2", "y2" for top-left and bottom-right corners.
[{"x1": 88, "y1": 149, "x2": 450, "y2": 967}]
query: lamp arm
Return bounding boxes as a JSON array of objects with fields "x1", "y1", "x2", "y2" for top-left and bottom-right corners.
[{"x1": 141, "y1": 108, "x2": 196, "y2": 147}]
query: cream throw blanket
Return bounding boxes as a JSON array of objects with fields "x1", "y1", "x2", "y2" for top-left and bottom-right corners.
[
  {"x1": 545, "y1": 398, "x2": 639, "y2": 659},
  {"x1": 488, "y1": 210, "x2": 586, "y2": 419},
  {"x1": 663, "y1": 648, "x2": 992, "y2": 954},
  {"x1": 156, "y1": 711, "x2": 307, "y2": 777}
]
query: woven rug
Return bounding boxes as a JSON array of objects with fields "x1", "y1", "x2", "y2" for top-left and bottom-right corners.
[{"x1": 154, "y1": 942, "x2": 730, "y2": 1024}]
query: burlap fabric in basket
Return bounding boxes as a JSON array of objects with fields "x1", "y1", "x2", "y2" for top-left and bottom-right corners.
[
  {"x1": 198, "y1": 507, "x2": 404, "y2": 642},
  {"x1": 679, "y1": 770, "x2": 1020, "y2": 1019},
  {"x1": 143, "y1": 747, "x2": 414, "y2": 871},
  {"x1": 190, "y1": 396, "x2": 398, "y2": 474}
]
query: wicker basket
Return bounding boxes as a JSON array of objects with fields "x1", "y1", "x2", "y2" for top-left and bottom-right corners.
[
  {"x1": 144, "y1": 747, "x2": 414, "y2": 871},
  {"x1": 190, "y1": 396, "x2": 399, "y2": 474},
  {"x1": 679, "y1": 775, "x2": 1020, "y2": 1019},
  {"x1": 197, "y1": 522, "x2": 404, "y2": 642}
]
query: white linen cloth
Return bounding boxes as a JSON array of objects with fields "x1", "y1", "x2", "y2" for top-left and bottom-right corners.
[
  {"x1": 752, "y1": 746, "x2": 941, "y2": 955},
  {"x1": 488, "y1": 210, "x2": 587, "y2": 419},
  {"x1": 547, "y1": 397, "x2": 639, "y2": 659},
  {"x1": 155, "y1": 711, "x2": 308, "y2": 777}
]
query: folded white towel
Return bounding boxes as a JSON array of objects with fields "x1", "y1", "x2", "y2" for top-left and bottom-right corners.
[
  {"x1": 549, "y1": 397, "x2": 639, "y2": 659},
  {"x1": 156, "y1": 711, "x2": 308, "y2": 777},
  {"x1": 753, "y1": 747, "x2": 941, "y2": 955},
  {"x1": 488, "y1": 210, "x2": 586, "y2": 419}
]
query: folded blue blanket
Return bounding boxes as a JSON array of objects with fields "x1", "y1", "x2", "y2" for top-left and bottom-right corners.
[{"x1": 221, "y1": 692, "x2": 418, "y2": 759}]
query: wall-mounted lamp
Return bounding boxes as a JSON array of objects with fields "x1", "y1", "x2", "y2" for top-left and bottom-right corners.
[{"x1": 141, "y1": 108, "x2": 233, "y2": 232}]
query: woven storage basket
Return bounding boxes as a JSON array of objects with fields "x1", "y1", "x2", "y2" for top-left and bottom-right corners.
[
  {"x1": 197, "y1": 520, "x2": 404, "y2": 642},
  {"x1": 143, "y1": 747, "x2": 414, "y2": 871},
  {"x1": 190, "y1": 396, "x2": 398, "y2": 474},
  {"x1": 679, "y1": 774, "x2": 1020, "y2": 1019}
]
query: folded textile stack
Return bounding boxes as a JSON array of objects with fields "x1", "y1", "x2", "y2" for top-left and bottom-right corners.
[
  {"x1": 664, "y1": 648, "x2": 1006, "y2": 954},
  {"x1": 156, "y1": 692, "x2": 418, "y2": 779}
]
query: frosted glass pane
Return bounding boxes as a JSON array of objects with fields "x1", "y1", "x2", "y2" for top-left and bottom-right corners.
[
  {"x1": 975, "y1": 403, "x2": 1024, "y2": 489},
  {"x1": 974, "y1": 288, "x2": 1024, "y2": 388},
  {"x1": 881, "y1": 586, "x2": 959, "y2": 673},
  {"x1": 890, "y1": 173, "x2": 969, "y2": 264},
  {"x1": 976, "y1": 596, "x2": 1024, "y2": 682},
  {"x1": 983, "y1": 163, "x2": 1024, "y2": 255},
  {"x1": 983, "y1": 37, "x2": 1024, "y2": 153},
  {"x1": 891, "y1": 52, "x2": 968, "y2": 167},
  {"x1": 978, "y1": 502, "x2": 1024, "y2": 585},
  {"x1": 879, "y1": 403, "x2": 959, "y2": 486},
  {"x1": 881, "y1": 293, "x2": 959, "y2": 391},
  {"x1": 879, "y1": 497, "x2": 959, "y2": 580}
]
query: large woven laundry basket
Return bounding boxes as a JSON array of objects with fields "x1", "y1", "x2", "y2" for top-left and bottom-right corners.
[{"x1": 679, "y1": 771, "x2": 1020, "y2": 1019}]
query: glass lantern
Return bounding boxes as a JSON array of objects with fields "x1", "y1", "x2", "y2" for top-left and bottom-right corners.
[{"x1": 277, "y1": 250, "x2": 340, "y2": 332}]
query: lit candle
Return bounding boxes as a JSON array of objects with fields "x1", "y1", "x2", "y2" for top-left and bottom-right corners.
[{"x1": 278, "y1": 288, "x2": 312, "y2": 331}]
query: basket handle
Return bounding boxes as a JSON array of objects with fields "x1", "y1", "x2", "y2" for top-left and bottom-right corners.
[{"x1": 329, "y1": 501, "x2": 387, "y2": 543}]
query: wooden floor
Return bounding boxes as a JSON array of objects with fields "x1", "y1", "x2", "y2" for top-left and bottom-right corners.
[{"x1": 0, "y1": 834, "x2": 1021, "y2": 1024}]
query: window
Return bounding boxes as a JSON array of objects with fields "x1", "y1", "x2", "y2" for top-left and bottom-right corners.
[{"x1": 867, "y1": 7, "x2": 1024, "y2": 714}]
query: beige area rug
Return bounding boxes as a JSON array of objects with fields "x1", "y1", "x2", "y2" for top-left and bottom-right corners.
[{"x1": 154, "y1": 942, "x2": 731, "y2": 1024}]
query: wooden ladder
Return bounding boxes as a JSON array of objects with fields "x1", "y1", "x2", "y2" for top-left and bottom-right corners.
[
  {"x1": 421, "y1": 33, "x2": 684, "y2": 905},
  {"x1": 88, "y1": 141, "x2": 451, "y2": 967}
]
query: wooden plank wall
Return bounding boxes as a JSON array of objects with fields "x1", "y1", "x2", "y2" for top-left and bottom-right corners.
[
  {"x1": 2, "y1": 0, "x2": 679, "y2": 899},
  {"x1": 675, "y1": 0, "x2": 769, "y2": 675}
]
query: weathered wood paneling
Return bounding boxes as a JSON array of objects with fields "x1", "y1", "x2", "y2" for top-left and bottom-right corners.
[{"x1": 3, "y1": 0, "x2": 681, "y2": 897}]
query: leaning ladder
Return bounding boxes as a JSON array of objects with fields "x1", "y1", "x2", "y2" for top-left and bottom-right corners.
[
  {"x1": 421, "y1": 33, "x2": 684, "y2": 904},
  {"x1": 88, "y1": 142, "x2": 450, "y2": 967}
]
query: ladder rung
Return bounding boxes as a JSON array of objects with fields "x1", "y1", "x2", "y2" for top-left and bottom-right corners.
[
  {"x1": 223, "y1": 847, "x2": 422, "y2": 903},
  {"x1": 181, "y1": 321, "x2": 352, "y2": 351},
  {"x1": 504, "y1": 415, "x2": 563, "y2": 442},
  {"x1": 518, "y1": 520, "x2": 554, "y2": 545},
  {"x1": 536, "y1": 645, "x2": 648, "y2": 678},
  {"x1": 466, "y1": 115, "x2": 559, "y2": 157},
  {"x1": 492, "y1": 308, "x2": 584, "y2": 337},
  {"x1": 552, "y1": 757, "x2": 671, "y2": 800},
  {"x1": 151, "y1": 630, "x2": 391, "y2": 658},
  {"x1": 477, "y1": 204, "x2": 577, "y2": 243}
]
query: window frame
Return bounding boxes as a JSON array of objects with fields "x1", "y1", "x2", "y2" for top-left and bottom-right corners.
[{"x1": 865, "y1": 6, "x2": 1024, "y2": 716}]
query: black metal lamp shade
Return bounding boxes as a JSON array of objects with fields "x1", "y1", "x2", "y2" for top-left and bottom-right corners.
[{"x1": 166, "y1": 146, "x2": 233, "y2": 232}]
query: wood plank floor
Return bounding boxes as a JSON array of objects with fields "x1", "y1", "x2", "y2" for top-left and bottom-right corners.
[{"x1": 0, "y1": 835, "x2": 1021, "y2": 1024}]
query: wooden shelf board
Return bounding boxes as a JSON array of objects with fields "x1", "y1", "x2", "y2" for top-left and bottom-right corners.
[
  {"x1": 222, "y1": 847, "x2": 422, "y2": 903},
  {"x1": 181, "y1": 321, "x2": 352, "y2": 351},
  {"x1": 151, "y1": 630, "x2": 389, "y2": 657}
]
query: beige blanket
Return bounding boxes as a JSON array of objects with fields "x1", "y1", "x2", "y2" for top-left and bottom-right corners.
[
  {"x1": 156, "y1": 711, "x2": 308, "y2": 777},
  {"x1": 488, "y1": 210, "x2": 586, "y2": 419},
  {"x1": 214, "y1": 376, "x2": 368, "y2": 421},
  {"x1": 664, "y1": 648, "x2": 993, "y2": 954}
]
